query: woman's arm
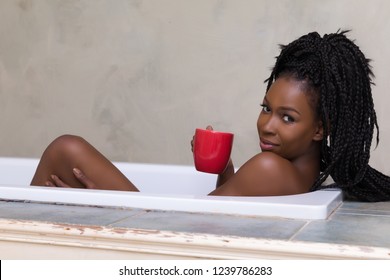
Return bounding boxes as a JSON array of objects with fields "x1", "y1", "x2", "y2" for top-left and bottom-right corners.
[{"x1": 215, "y1": 159, "x2": 235, "y2": 187}]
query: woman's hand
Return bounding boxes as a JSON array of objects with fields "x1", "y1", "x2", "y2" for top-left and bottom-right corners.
[{"x1": 45, "y1": 168, "x2": 97, "y2": 189}]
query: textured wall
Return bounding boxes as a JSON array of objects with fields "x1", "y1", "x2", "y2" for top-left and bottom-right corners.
[{"x1": 0, "y1": 0, "x2": 389, "y2": 175}]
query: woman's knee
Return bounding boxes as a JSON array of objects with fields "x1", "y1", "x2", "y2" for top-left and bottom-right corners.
[{"x1": 44, "y1": 134, "x2": 89, "y2": 158}]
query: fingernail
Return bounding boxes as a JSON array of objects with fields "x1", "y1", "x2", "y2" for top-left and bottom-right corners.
[
  {"x1": 73, "y1": 168, "x2": 81, "y2": 175},
  {"x1": 51, "y1": 175, "x2": 57, "y2": 180},
  {"x1": 45, "y1": 181, "x2": 51, "y2": 186}
]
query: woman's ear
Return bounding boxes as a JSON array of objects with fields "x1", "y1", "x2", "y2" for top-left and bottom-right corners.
[{"x1": 313, "y1": 121, "x2": 324, "y2": 141}]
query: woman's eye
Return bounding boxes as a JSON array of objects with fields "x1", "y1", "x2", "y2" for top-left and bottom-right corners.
[
  {"x1": 282, "y1": 115, "x2": 295, "y2": 123},
  {"x1": 260, "y1": 104, "x2": 270, "y2": 113}
]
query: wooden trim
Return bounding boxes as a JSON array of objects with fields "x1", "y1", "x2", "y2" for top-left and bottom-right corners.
[{"x1": 0, "y1": 219, "x2": 389, "y2": 259}]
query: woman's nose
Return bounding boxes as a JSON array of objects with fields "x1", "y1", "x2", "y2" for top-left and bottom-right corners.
[{"x1": 261, "y1": 115, "x2": 277, "y2": 134}]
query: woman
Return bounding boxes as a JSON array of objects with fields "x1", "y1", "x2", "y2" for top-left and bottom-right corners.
[{"x1": 31, "y1": 31, "x2": 390, "y2": 201}]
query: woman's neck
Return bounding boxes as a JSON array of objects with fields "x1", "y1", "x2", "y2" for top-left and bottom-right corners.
[{"x1": 291, "y1": 144, "x2": 321, "y2": 191}]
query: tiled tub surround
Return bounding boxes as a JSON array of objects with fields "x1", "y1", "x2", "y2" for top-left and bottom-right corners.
[{"x1": 0, "y1": 200, "x2": 389, "y2": 259}]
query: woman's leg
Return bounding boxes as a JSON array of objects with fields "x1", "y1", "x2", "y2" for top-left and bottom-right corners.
[{"x1": 30, "y1": 135, "x2": 139, "y2": 191}]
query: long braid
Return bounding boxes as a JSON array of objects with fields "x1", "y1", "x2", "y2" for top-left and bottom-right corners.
[{"x1": 266, "y1": 30, "x2": 390, "y2": 202}]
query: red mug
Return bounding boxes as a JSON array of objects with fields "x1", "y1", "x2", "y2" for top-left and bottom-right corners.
[{"x1": 193, "y1": 128, "x2": 234, "y2": 174}]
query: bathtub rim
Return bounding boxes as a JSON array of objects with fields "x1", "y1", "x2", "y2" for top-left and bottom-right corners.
[
  {"x1": 0, "y1": 184, "x2": 342, "y2": 219},
  {"x1": 0, "y1": 156, "x2": 343, "y2": 219}
]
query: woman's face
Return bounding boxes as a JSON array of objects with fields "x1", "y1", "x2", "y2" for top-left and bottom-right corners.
[{"x1": 257, "y1": 76, "x2": 323, "y2": 161}]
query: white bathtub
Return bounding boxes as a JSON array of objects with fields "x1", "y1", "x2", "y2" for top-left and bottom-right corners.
[{"x1": 0, "y1": 157, "x2": 342, "y2": 219}]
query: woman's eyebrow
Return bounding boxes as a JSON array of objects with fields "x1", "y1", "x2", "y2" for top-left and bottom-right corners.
[
  {"x1": 264, "y1": 97, "x2": 301, "y2": 115},
  {"x1": 278, "y1": 106, "x2": 301, "y2": 115}
]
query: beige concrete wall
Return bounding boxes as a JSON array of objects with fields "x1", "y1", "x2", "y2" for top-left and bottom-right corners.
[{"x1": 1, "y1": 0, "x2": 389, "y2": 174}]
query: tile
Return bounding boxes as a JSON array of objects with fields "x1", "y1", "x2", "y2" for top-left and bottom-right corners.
[
  {"x1": 110, "y1": 210, "x2": 307, "y2": 239},
  {"x1": 294, "y1": 212, "x2": 390, "y2": 248},
  {"x1": 1, "y1": 200, "x2": 390, "y2": 250},
  {"x1": 0, "y1": 201, "x2": 143, "y2": 226},
  {"x1": 339, "y1": 201, "x2": 390, "y2": 216}
]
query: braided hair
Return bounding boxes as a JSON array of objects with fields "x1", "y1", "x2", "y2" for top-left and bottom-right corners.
[{"x1": 265, "y1": 30, "x2": 390, "y2": 202}]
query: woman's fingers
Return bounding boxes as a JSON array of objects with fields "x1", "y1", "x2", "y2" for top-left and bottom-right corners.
[
  {"x1": 50, "y1": 175, "x2": 71, "y2": 188},
  {"x1": 47, "y1": 169, "x2": 97, "y2": 189},
  {"x1": 45, "y1": 180, "x2": 55, "y2": 187},
  {"x1": 72, "y1": 168, "x2": 97, "y2": 189}
]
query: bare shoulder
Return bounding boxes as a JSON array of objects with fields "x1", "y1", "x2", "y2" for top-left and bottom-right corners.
[
  {"x1": 247, "y1": 151, "x2": 293, "y2": 171},
  {"x1": 209, "y1": 152, "x2": 304, "y2": 196}
]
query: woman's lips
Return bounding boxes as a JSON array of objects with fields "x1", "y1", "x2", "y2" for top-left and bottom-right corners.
[{"x1": 260, "y1": 138, "x2": 278, "y2": 151}]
